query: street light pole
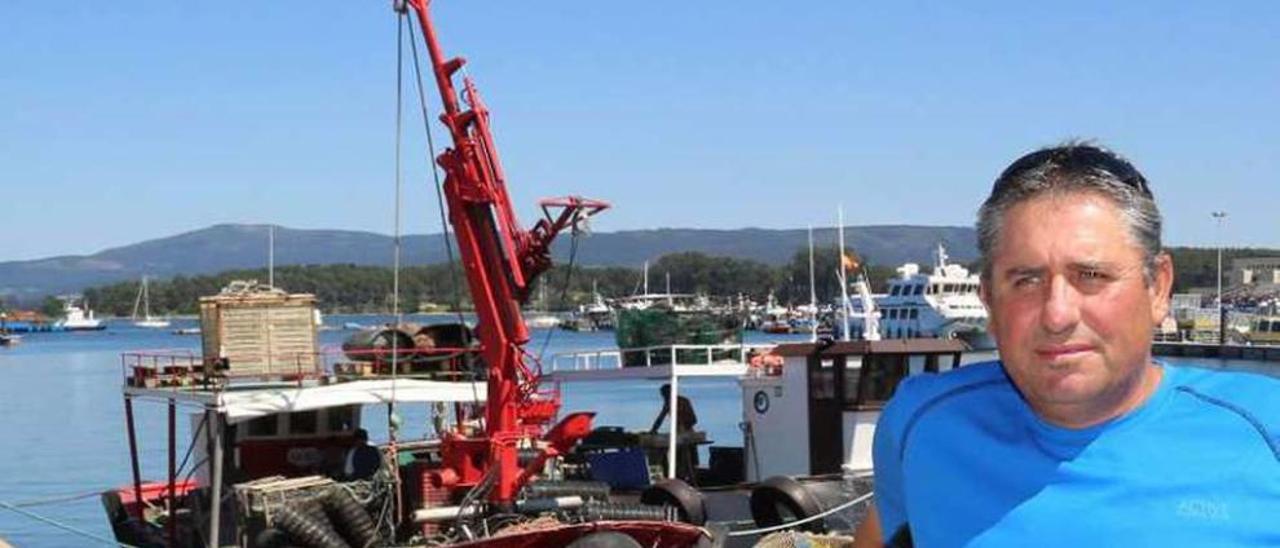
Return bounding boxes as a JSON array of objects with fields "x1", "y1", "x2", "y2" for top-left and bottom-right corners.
[{"x1": 1212, "y1": 211, "x2": 1227, "y2": 345}]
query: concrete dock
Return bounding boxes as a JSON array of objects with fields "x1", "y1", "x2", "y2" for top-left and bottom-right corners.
[{"x1": 1153, "y1": 341, "x2": 1280, "y2": 362}]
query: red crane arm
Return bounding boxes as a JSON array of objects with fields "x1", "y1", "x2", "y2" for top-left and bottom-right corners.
[{"x1": 400, "y1": 0, "x2": 607, "y2": 504}]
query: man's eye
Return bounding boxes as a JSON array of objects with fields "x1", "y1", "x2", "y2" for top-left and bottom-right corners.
[
  {"x1": 1079, "y1": 270, "x2": 1110, "y2": 281},
  {"x1": 1012, "y1": 276, "x2": 1039, "y2": 288}
]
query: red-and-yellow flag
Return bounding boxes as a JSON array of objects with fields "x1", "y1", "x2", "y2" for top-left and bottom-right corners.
[{"x1": 841, "y1": 250, "x2": 861, "y2": 271}]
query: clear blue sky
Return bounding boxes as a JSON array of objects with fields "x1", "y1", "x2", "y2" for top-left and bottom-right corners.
[{"x1": 3, "y1": 1, "x2": 1277, "y2": 262}]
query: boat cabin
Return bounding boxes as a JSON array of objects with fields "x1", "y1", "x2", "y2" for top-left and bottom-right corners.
[{"x1": 741, "y1": 339, "x2": 966, "y2": 481}]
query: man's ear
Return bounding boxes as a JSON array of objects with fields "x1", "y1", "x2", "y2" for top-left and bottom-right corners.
[{"x1": 1149, "y1": 253, "x2": 1174, "y2": 326}]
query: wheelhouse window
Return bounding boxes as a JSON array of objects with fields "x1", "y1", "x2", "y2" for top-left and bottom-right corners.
[
  {"x1": 855, "y1": 353, "x2": 908, "y2": 407},
  {"x1": 327, "y1": 406, "x2": 357, "y2": 433},
  {"x1": 289, "y1": 411, "x2": 319, "y2": 436},
  {"x1": 809, "y1": 360, "x2": 836, "y2": 400},
  {"x1": 246, "y1": 415, "x2": 278, "y2": 438}
]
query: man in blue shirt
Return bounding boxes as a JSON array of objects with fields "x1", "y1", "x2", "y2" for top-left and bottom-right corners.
[{"x1": 855, "y1": 144, "x2": 1280, "y2": 546}]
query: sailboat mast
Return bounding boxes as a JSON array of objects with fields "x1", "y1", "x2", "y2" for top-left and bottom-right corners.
[
  {"x1": 808, "y1": 225, "x2": 817, "y2": 342},
  {"x1": 838, "y1": 206, "x2": 851, "y2": 342},
  {"x1": 643, "y1": 261, "x2": 650, "y2": 295},
  {"x1": 132, "y1": 277, "x2": 144, "y2": 320},
  {"x1": 665, "y1": 271, "x2": 672, "y2": 306},
  {"x1": 268, "y1": 225, "x2": 275, "y2": 288}
]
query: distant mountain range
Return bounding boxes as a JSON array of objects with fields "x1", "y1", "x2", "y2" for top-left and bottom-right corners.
[{"x1": 0, "y1": 223, "x2": 977, "y2": 301}]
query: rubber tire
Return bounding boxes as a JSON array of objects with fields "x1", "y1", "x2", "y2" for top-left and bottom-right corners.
[
  {"x1": 566, "y1": 531, "x2": 644, "y2": 548},
  {"x1": 252, "y1": 527, "x2": 290, "y2": 548},
  {"x1": 639, "y1": 478, "x2": 707, "y2": 526},
  {"x1": 748, "y1": 475, "x2": 826, "y2": 533},
  {"x1": 322, "y1": 488, "x2": 378, "y2": 548},
  {"x1": 274, "y1": 506, "x2": 350, "y2": 548}
]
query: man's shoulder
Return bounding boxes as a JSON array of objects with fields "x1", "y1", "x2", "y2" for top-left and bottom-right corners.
[
  {"x1": 890, "y1": 360, "x2": 1010, "y2": 408},
  {"x1": 880, "y1": 361, "x2": 1012, "y2": 431},
  {"x1": 1166, "y1": 364, "x2": 1280, "y2": 422}
]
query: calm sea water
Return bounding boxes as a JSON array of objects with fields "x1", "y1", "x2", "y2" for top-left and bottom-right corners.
[{"x1": 0, "y1": 318, "x2": 1274, "y2": 546}]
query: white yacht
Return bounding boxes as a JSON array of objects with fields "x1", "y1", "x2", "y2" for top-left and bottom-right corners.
[{"x1": 875, "y1": 244, "x2": 993, "y2": 350}]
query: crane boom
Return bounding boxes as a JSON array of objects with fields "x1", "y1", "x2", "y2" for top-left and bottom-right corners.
[{"x1": 400, "y1": 0, "x2": 608, "y2": 505}]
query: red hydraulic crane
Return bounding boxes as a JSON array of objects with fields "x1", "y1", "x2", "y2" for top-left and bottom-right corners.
[{"x1": 399, "y1": 0, "x2": 609, "y2": 506}]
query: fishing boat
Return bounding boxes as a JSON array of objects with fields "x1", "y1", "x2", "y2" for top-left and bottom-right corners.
[
  {"x1": 612, "y1": 264, "x2": 745, "y2": 367},
  {"x1": 100, "y1": 4, "x2": 715, "y2": 546},
  {"x1": 55, "y1": 297, "x2": 105, "y2": 331},
  {"x1": 613, "y1": 293, "x2": 744, "y2": 367},
  {"x1": 132, "y1": 276, "x2": 171, "y2": 329},
  {"x1": 561, "y1": 283, "x2": 612, "y2": 332},
  {"x1": 547, "y1": 336, "x2": 968, "y2": 540}
]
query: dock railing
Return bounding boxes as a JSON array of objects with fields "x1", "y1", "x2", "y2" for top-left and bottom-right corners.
[{"x1": 122, "y1": 344, "x2": 484, "y2": 392}]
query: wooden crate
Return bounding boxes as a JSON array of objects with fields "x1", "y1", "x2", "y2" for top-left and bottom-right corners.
[{"x1": 200, "y1": 284, "x2": 318, "y2": 378}]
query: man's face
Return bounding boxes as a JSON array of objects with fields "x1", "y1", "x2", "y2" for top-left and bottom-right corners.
[{"x1": 980, "y1": 192, "x2": 1172, "y2": 426}]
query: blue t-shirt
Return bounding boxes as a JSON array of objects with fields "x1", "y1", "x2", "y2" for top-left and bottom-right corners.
[{"x1": 873, "y1": 361, "x2": 1280, "y2": 547}]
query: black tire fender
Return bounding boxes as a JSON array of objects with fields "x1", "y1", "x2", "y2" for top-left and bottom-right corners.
[
  {"x1": 274, "y1": 506, "x2": 350, "y2": 548},
  {"x1": 748, "y1": 475, "x2": 826, "y2": 533},
  {"x1": 639, "y1": 478, "x2": 708, "y2": 526}
]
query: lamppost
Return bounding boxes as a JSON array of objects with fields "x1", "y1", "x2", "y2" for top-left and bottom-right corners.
[{"x1": 1212, "y1": 211, "x2": 1227, "y2": 345}]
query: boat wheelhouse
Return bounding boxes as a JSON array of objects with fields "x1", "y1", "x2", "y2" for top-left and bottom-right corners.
[{"x1": 742, "y1": 339, "x2": 966, "y2": 480}]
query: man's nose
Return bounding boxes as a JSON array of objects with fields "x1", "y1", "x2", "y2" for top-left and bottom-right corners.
[{"x1": 1040, "y1": 274, "x2": 1080, "y2": 335}]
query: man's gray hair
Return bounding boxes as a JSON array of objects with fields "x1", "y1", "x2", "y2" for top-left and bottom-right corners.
[{"x1": 976, "y1": 142, "x2": 1163, "y2": 283}]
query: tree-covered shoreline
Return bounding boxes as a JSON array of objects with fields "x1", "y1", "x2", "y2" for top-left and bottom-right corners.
[{"x1": 75, "y1": 246, "x2": 1278, "y2": 317}]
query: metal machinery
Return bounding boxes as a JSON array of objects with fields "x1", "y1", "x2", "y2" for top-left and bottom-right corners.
[{"x1": 395, "y1": 0, "x2": 610, "y2": 509}]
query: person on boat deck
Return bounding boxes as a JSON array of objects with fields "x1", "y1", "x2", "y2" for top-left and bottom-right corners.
[
  {"x1": 855, "y1": 143, "x2": 1280, "y2": 548},
  {"x1": 650, "y1": 384, "x2": 700, "y2": 479},
  {"x1": 343, "y1": 428, "x2": 382, "y2": 481},
  {"x1": 650, "y1": 383, "x2": 698, "y2": 434}
]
